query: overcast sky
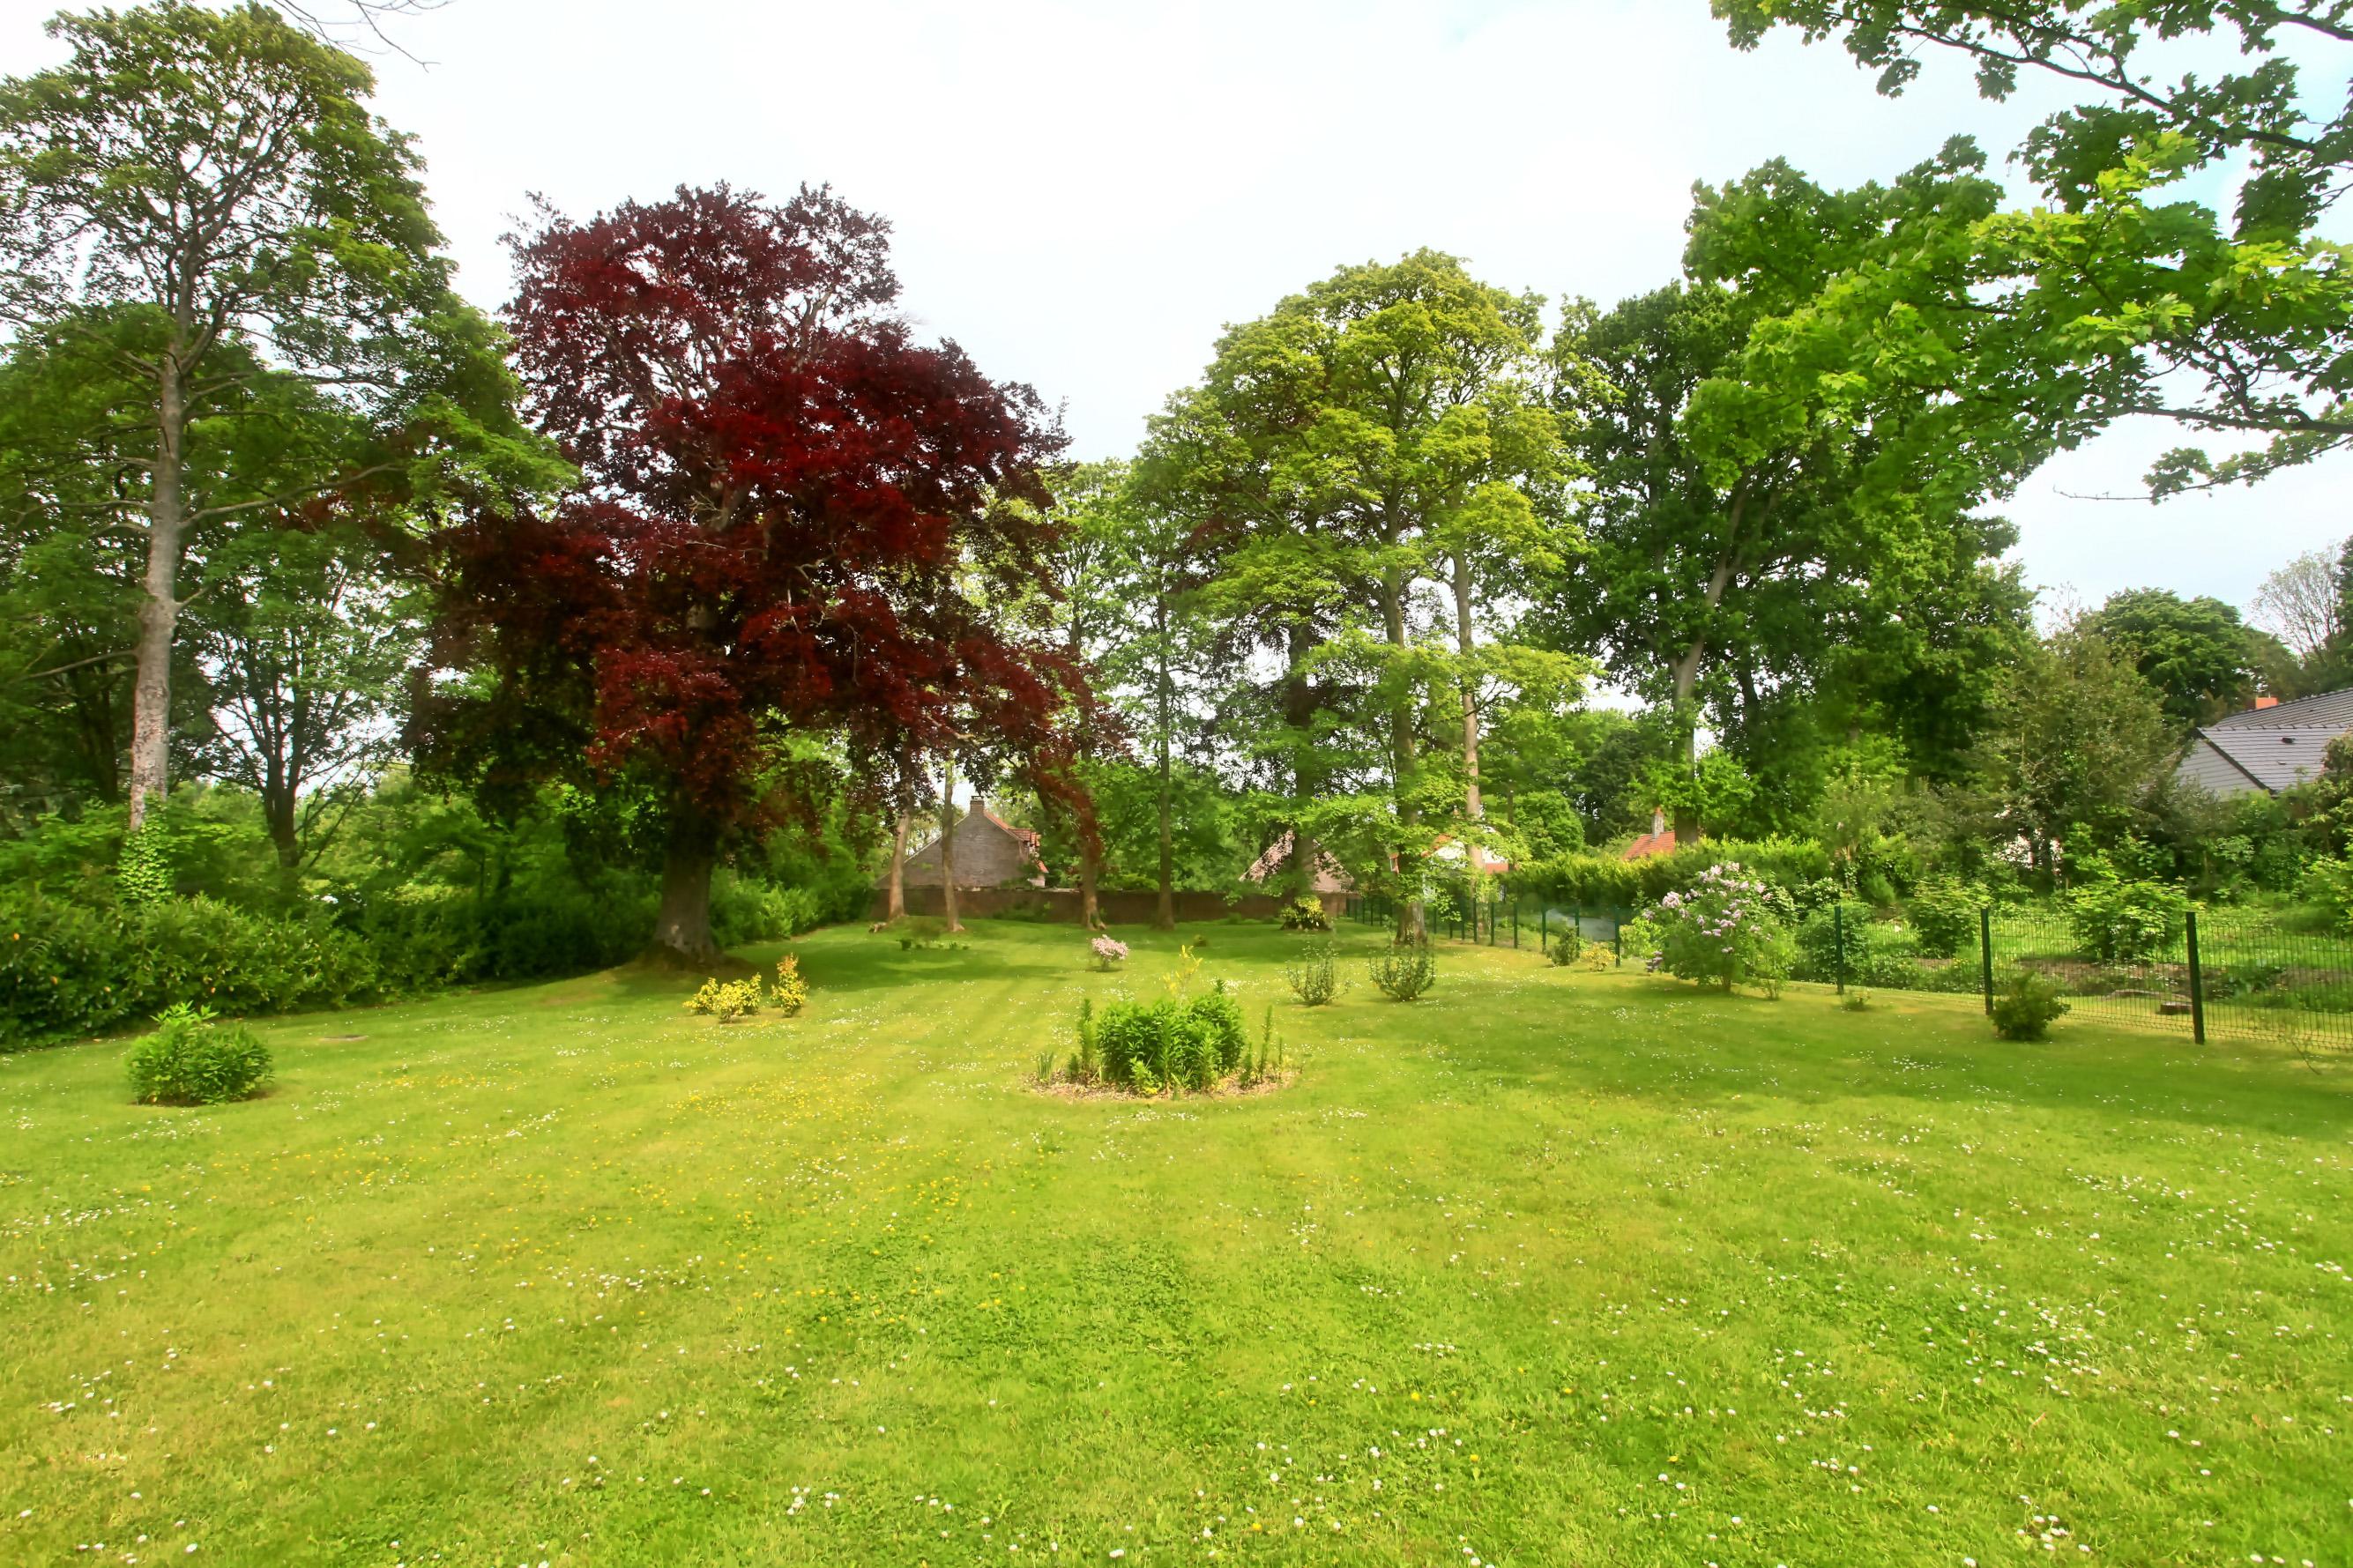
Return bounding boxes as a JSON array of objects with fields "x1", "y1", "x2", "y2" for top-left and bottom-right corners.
[{"x1": 4, "y1": 0, "x2": 2343, "y2": 617}]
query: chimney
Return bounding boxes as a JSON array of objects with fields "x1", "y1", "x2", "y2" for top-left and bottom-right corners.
[
  {"x1": 1651, "y1": 806, "x2": 1666, "y2": 837},
  {"x1": 2255, "y1": 695, "x2": 2280, "y2": 710}
]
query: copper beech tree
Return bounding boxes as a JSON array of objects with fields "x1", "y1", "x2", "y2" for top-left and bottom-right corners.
[{"x1": 420, "y1": 183, "x2": 1094, "y2": 963}]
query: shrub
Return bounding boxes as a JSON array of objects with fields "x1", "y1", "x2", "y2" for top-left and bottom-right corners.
[
  {"x1": 1085, "y1": 988, "x2": 1250, "y2": 1093},
  {"x1": 2065, "y1": 879, "x2": 2191, "y2": 963},
  {"x1": 1279, "y1": 895, "x2": 1332, "y2": 933},
  {"x1": 1091, "y1": 933, "x2": 1129, "y2": 971},
  {"x1": 1992, "y1": 971, "x2": 2071, "y2": 1041},
  {"x1": 685, "y1": 977, "x2": 765, "y2": 1022},
  {"x1": 127, "y1": 1004, "x2": 273, "y2": 1105},
  {"x1": 1906, "y1": 880, "x2": 1981, "y2": 959},
  {"x1": 2297, "y1": 856, "x2": 2353, "y2": 931},
  {"x1": 1547, "y1": 926, "x2": 1582, "y2": 967},
  {"x1": 1240, "y1": 1003, "x2": 1287, "y2": 1088},
  {"x1": 1, "y1": 893, "x2": 377, "y2": 1048},
  {"x1": 1069, "y1": 998, "x2": 1100, "y2": 1083},
  {"x1": 1285, "y1": 940, "x2": 1339, "y2": 1005},
  {"x1": 1517, "y1": 836, "x2": 1835, "y2": 910},
  {"x1": 1369, "y1": 941, "x2": 1437, "y2": 1001},
  {"x1": 1641, "y1": 863, "x2": 1795, "y2": 994},
  {"x1": 770, "y1": 955, "x2": 809, "y2": 1015}
]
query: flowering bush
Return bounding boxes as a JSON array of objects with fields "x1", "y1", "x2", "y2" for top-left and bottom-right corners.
[
  {"x1": 1090, "y1": 934, "x2": 1129, "y2": 971},
  {"x1": 1638, "y1": 862, "x2": 1795, "y2": 994}
]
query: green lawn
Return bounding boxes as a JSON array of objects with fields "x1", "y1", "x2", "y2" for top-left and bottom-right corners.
[{"x1": 4, "y1": 921, "x2": 2348, "y2": 1567}]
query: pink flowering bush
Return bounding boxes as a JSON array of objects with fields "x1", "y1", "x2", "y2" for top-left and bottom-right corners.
[
  {"x1": 1634, "y1": 862, "x2": 1795, "y2": 994},
  {"x1": 1090, "y1": 933, "x2": 1129, "y2": 971}
]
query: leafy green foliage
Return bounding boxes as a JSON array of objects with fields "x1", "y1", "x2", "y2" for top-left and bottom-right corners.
[
  {"x1": 1547, "y1": 926, "x2": 1583, "y2": 967},
  {"x1": 1086, "y1": 987, "x2": 1251, "y2": 1093},
  {"x1": 1906, "y1": 879, "x2": 1982, "y2": 959},
  {"x1": 1368, "y1": 942, "x2": 1438, "y2": 1002},
  {"x1": 1991, "y1": 970, "x2": 2071, "y2": 1042},
  {"x1": 1284, "y1": 940, "x2": 1339, "y2": 1006},
  {"x1": 125, "y1": 1003, "x2": 271, "y2": 1105},
  {"x1": 1711, "y1": 1, "x2": 2353, "y2": 495},
  {"x1": 1516, "y1": 836, "x2": 1837, "y2": 908},
  {"x1": 1277, "y1": 895, "x2": 1331, "y2": 933},
  {"x1": 2082, "y1": 589, "x2": 2264, "y2": 729},
  {"x1": 2065, "y1": 879, "x2": 2192, "y2": 964}
]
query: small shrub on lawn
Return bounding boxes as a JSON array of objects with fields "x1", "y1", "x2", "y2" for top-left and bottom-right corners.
[
  {"x1": 1071, "y1": 985, "x2": 1251, "y2": 1094},
  {"x1": 1547, "y1": 927, "x2": 1582, "y2": 967},
  {"x1": 1369, "y1": 941, "x2": 1437, "y2": 1002},
  {"x1": 1240, "y1": 1003, "x2": 1287, "y2": 1088},
  {"x1": 1285, "y1": 940, "x2": 1339, "y2": 1006},
  {"x1": 770, "y1": 955, "x2": 809, "y2": 1015},
  {"x1": 887, "y1": 916, "x2": 949, "y2": 951},
  {"x1": 1091, "y1": 933, "x2": 1129, "y2": 971},
  {"x1": 686, "y1": 977, "x2": 765, "y2": 1022},
  {"x1": 128, "y1": 1004, "x2": 272, "y2": 1105},
  {"x1": 1992, "y1": 972, "x2": 2071, "y2": 1041},
  {"x1": 1279, "y1": 895, "x2": 1332, "y2": 933}
]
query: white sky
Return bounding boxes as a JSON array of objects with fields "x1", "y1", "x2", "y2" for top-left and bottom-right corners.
[{"x1": 4, "y1": 0, "x2": 2344, "y2": 615}]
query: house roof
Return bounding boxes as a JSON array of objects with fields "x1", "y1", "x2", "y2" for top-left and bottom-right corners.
[
  {"x1": 2208, "y1": 687, "x2": 2353, "y2": 731},
  {"x1": 1621, "y1": 827, "x2": 1677, "y2": 860},
  {"x1": 2187, "y1": 725, "x2": 2336, "y2": 793}
]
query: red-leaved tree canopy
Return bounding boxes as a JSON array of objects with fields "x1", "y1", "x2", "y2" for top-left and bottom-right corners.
[{"x1": 419, "y1": 182, "x2": 1093, "y2": 962}]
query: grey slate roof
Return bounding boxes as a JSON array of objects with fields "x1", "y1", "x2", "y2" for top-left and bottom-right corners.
[
  {"x1": 2180, "y1": 726, "x2": 2336, "y2": 794},
  {"x1": 2208, "y1": 687, "x2": 2353, "y2": 731}
]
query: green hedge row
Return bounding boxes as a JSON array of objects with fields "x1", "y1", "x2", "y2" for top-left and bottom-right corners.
[
  {"x1": 0, "y1": 873, "x2": 838, "y2": 1049},
  {"x1": 1512, "y1": 837, "x2": 1836, "y2": 908}
]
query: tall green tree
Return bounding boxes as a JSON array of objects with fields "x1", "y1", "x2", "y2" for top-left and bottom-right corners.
[
  {"x1": 2082, "y1": 587, "x2": 2266, "y2": 729},
  {"x1": 191, "y1": 519, "x2": 425, "y2": 866},
  {"x1": 0, "y1": 1, "x2": 526, "y2": 831},
  {"x1": 1715, "y1": 0, "x2": 2353, "y2": 494},
  {"x1": 1971, "y1": 620, "x2": 2178, "y2": 870},
  {"x1": 1139, "y1": 250, "x2": 1572, "y2": 936}
]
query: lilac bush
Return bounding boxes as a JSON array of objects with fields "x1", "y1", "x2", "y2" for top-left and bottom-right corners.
[
  {"x1": 1633, "y1": 862, "x2": 1795, "y2": 994},
  {"x1": 1090, "y1": 933, "x2": 1129, "y2": 971}
]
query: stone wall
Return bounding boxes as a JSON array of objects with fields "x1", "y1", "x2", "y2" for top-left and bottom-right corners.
[{"x1": 868, "y1": 887, "x2": 1287, "y2": 925}]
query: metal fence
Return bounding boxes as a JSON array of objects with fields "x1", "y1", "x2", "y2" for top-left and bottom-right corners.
[
  {"x1": 1338, "y1": 888, "x2": 2353, "y2": 1057},
  {"x1": 1340, "y1": 891, "x2": 1632, "y2": 958}
]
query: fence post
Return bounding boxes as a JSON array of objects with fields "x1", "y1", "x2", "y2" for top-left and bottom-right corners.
[
  {"x1": 2185, "y1": 910, "x2": 2207, "y2": 1045},
  {"x1": 1512, "y1": 898, "x2": 1519, "y2": 949},
  {"x1": 1489, "y1": 898, "x2": 1499, "y2": 947},
  {"x1": 1541, "y1": 904, "x2": 1548, "y2": 949},
  {"x1": 1979, "y1": 905, "x2": 1994, "y2": 1016},
  {"x1": 1613, "y1": 909, "x2": 1624, "y2": 963},
  {"x1": 1834, "y1": 902, "x2": 1848, "y2": 995}
]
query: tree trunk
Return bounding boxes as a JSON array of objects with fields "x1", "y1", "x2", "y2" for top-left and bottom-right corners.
[
  {"x1": 887, "y1": 807, "x2": 910, "y2": 920},
  {"x1": 126, "y1": 355, "x2": 190, "y2": 834},
  {"x1": 1080, "y1": 841, "x2": 1101, "y2": 930},
  {"x1": 940, "y1": 759, "x2": 963, "y2": 933},
  {"x1": 1382, "y1": 566, "x2": 1426, "y2": 946},
  {"x1": 1670, "y1": 638, "x2": 1707, "y2": 843},
  {"x1": 649, "y1": 815, "x2": 722, "y2": 965},
  {"x1": 1155, "y1": 611, "x2": 1176, "y2": 931},
  {"x1": 1452, "y1": 553, "x2": 1483, "y2": 823},
  {"x1": 263, "y1": 770, "x2": 301, "y2": 869}
]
